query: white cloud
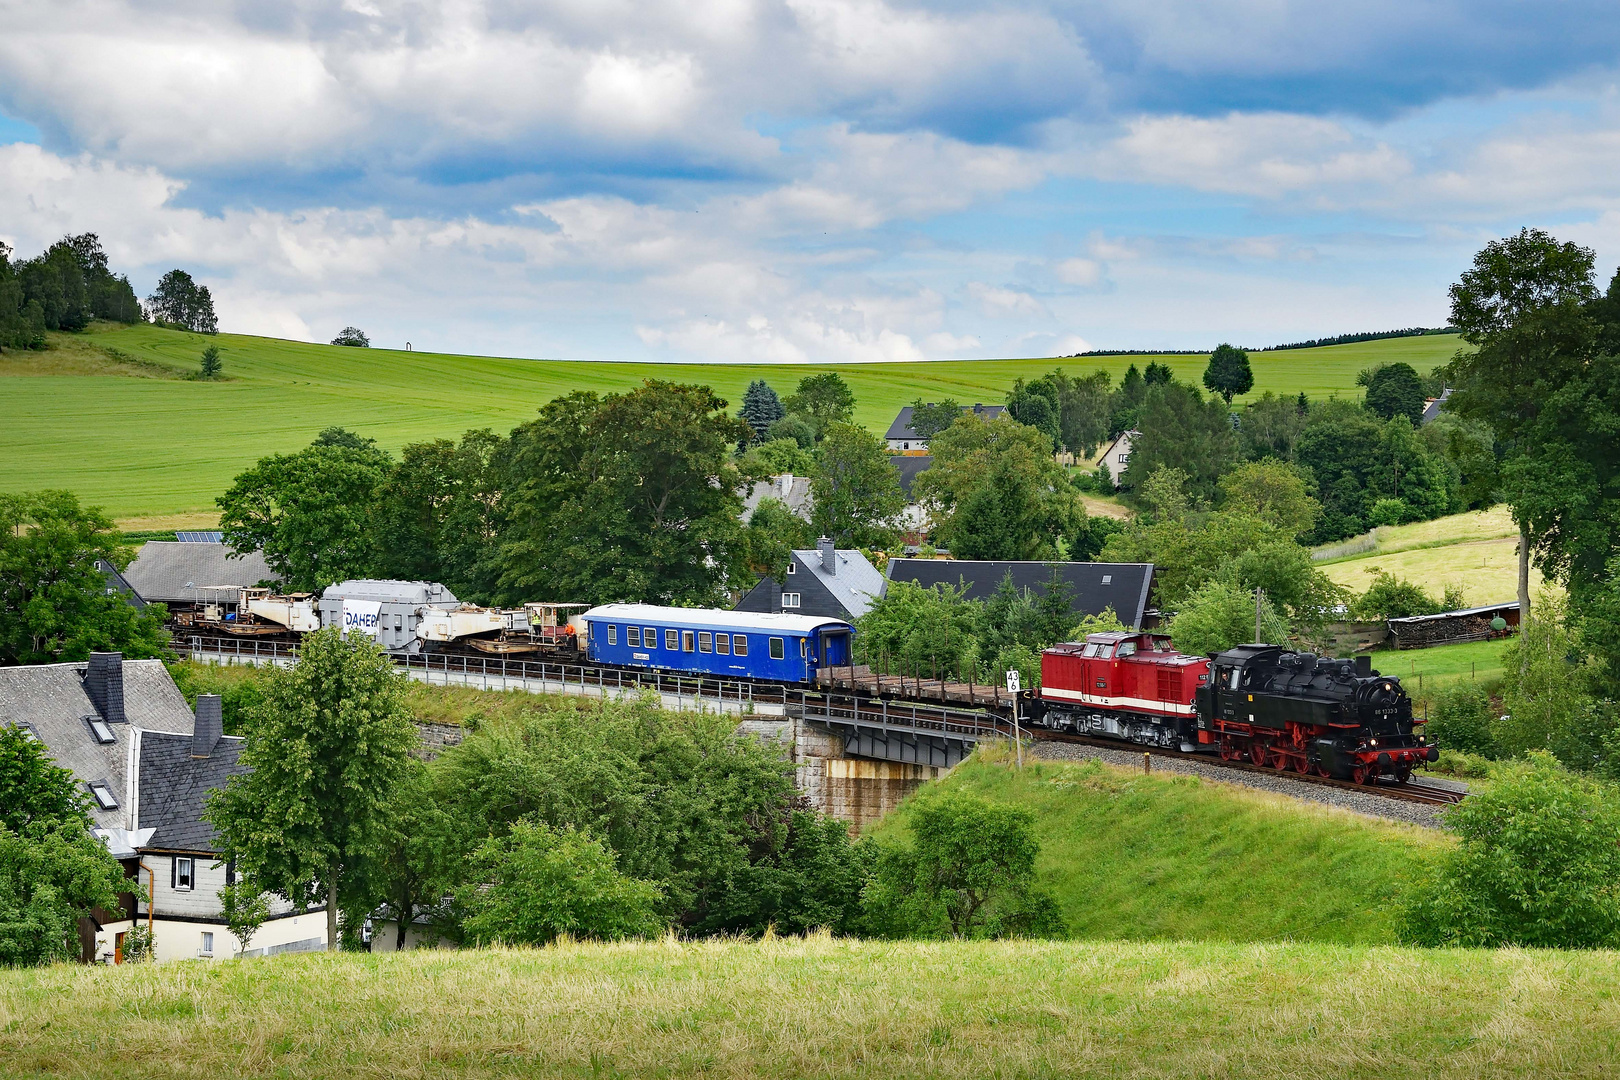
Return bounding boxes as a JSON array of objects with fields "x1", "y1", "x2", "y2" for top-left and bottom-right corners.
[{"x1": 966, "y1": 281, "x2": 1048, "y2": 318}]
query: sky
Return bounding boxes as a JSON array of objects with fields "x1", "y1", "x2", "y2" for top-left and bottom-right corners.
[{"x1": 3, "y1": 1, "x2": 1620, "y2": 363}]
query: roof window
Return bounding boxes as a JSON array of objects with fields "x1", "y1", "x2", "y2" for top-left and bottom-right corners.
[
  {"x1": 1101, "y1": 575, "x2": 1112, "y2": 585},
  {"x1": 87, "y1": 717, "x2": 116, "y2": 745},
  {"x1": 88, "y1": 782, "x2": 119, "y2": 811}
]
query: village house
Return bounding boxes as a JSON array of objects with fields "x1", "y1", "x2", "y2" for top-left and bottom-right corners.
[
  {"x1": 735, "y1": 537, "x2": 885, "y2": 622},
  {"x1": 884, "y1": 403, "x2": 1006, "y2": 451}
]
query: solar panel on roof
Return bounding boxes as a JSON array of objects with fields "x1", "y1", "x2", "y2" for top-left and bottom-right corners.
[{"x1": 176, "y1": 531, "x2": 224, "y2": 543}]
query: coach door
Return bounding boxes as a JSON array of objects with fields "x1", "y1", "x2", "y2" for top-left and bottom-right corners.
[{"x1": 819, "y1": 628, "x2": 851, "y2": 668}]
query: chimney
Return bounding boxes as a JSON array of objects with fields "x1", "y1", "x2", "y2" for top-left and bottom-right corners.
[
  {"x1": 818, "y1": 536, "x2": 836, "y2": 574},
  {"x1": 86, "y1": 652, "x2": 126, "y2": 725},
  {"x1": 192, "y1": 695, "x2": 223, "y2": 759}
]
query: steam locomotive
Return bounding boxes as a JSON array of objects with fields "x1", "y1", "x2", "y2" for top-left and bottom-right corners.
[{"x1": 1034, "y1": 631, "x2": 1436, "y2": 784}]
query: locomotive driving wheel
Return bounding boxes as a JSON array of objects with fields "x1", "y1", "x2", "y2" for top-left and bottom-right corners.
[
  {"x1": 1351, "y1": 763, "x2": 1373, "y2": 785},
  {"x1": 1250, "y1": 742, "x2": 1268, "y2": 767}
]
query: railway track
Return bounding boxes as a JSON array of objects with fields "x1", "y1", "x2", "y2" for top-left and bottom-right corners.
[
  {"x1": 1033, "y1": 730, "x2": 1467, "y2": 805},
  {"x1": 178, "y1": 633, "x2": 1466, "y2": 806}
]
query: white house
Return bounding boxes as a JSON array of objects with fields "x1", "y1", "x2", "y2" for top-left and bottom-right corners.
[{"x1": 1097, "y1": 430, "x2": 1139, "y2": 487}]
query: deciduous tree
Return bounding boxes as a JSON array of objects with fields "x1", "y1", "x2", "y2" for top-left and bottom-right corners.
[
  {"x1": 1120, "y1": 382, "x2": 1241, "y2": 502},
  {"x1": 145, "y1": 269, "x2": 217, "y2": 333},
  {"x1": 907, "y1": 398, "x2": 962, "y2": 441},
  {"x1": 783, "y1": 372, "x2": 856, "y2": 438},
  {"x1": 206, "y1": 626, "x2": 420, "y2": 952},
  {"x1": 1202, "y1": 343, "x2": 1254, "y2": 403},
  {"x1": 1362, "y1": 361, "x2": 1426, "y2": 423},
  {"x1": 809, "y1": 422, "x2": 905, "y2": 549}
]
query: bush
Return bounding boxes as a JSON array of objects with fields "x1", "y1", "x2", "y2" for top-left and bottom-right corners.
[
  {"x1": 460, "y1": 819, "x2": 665, "y2": 947},
  {"x1": 331, "y1": 326, "x2": 370, "y2": 347},
  {"x1": 861, "y1": 790, "x2": 1063, "y2": 939},
  {"x1": 1400, "y1": 754, "x2": 1620, "y2": 948},
  {"x1": 767, "y1": 414, "x2": 816, "y2": 450},
  {"x1": 1367, "y1": 498, "x2": 1408, "y2": 527},
  {"x1": 1426, "y1": 684, "x2": 1496, "y2": 757},
  {"x1": 1350, "y1": 570, "x2": 1440, "y2": 620}
]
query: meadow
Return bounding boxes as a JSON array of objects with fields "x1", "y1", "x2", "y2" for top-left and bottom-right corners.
[
  {"x1": 0, "y1": 322, "x2": 1463, "y2": 521},
  {"x1": 2, "y1": 935, "x2": 1615, "y2": 1079}
]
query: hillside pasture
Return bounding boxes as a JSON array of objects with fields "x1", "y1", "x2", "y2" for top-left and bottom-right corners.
[
  {"x1": 1, "y1": 936, "x2": 1615, "y2": 1079},
  {"x1": 0, "y1": 323, "x2": 1463, "y2": 517}
]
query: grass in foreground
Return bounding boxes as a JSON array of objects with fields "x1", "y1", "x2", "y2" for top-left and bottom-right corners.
[
  {"x1": 0, "y1": 322, "x2": 1462, "y2": 517},
  {"x1": 2, "y1": 937, "x2": 1616, "y2": 1079},
  {"x1": 874, "y1": 753, "x2": 1443, "y2": 945}
]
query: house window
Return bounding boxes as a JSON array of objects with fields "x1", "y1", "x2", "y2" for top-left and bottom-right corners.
[
  {"x1": 716, "y1": 634, "x2": 730, "y2": 655},
  {"x1": 607, "y1": 624, "x2": 617, "y2": 646},
  {"x1": 87, "y1": 717, "x2": 116, "y2": 744},
  {"x1": 682, "y1": 631, "x2": 695, "y2": 652},
  {"x1": 174, "y1": 857, "x2": 194, "y2": 891},
  {"x1": 733, "y1": 635, "x2": 748, "y2": 656},
  {"x1": 769, "y1": 637, "x2": 785, "y2": 660},
  {"x1": 1118, "y1": 453, "x2": 1128, "y2": 463},
  {"x1": 87, "y1": 782, "x2": 118, "y2": 811},
  {"x1": 786, "y1": 562, "x2": 795, "y2": 574},
  {"x1": 646, "y1": 627, "x2": 658, "y2": 648},
  {"x1": 782, "y1": 593, "x2": 800, "y2": 608},
  {"x1": 698, "y1": 632, "x2": 712, "y2": 653},
  {"x1": 628, "y1": 626, "x2": 641, "y2": 647},
  {"x1": 200, "y1": 932, "x2": 214, "y2": 956}
]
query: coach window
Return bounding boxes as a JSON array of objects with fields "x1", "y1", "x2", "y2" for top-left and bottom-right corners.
[
  {"x1": 769, "y1": 637, "x2": 785, "y2": 660},
  {"x1": 645, "y1": 627, "x2": 657, "y2": 648},
  {"x1": 665, "y1": 629, "x2": 678, "y2": 650},
  {"x1": 734, "y1": 635, "x2": 748, "y2": 656},
  {"x1": 698, "y1": 632, "x2": 712, "y2": 653},
  {"x1": 682, "y1": 630, "x2": 695, "y2": 652},
  {"x1": 628, "y1": 626, "x2": 641, "y2": 647},
  {"x1": 607, "y1": 625, "x2": 617, "y2": 646},
  {"x1": 716, "y1": 634, "x2": 730, "y2": 655},
  {"x1": 174, "y1": 857, "x2": 194, "y2": 891}
]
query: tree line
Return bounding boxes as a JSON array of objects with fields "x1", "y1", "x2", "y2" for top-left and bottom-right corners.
[{"x1": 0, "y1": 233, "x2": 219, "y2": 350}]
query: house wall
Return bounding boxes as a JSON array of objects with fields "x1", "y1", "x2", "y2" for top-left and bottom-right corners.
[
  {"x1": 91, "y1": 911, "x2": 328, "y2": 964},
  {"x1": 368, "y1": 920, "x2": 456, "y2": 953}
]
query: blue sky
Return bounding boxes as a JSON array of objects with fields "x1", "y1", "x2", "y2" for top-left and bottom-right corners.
[{"x1": 2, "y1": 0, "x2": 1619, "y2": 362}]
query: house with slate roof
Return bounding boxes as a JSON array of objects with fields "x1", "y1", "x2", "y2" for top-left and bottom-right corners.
[
  {"x1": 117, "y1": 541, "x2": 276, "y2": 609},
  {"x1": 885, "y1": 403, "x2": 1006, "y2": 451},
  {"x1": 735, "y1": 538, "x2": 885, "y2": 622},
  {"x1": 883, "y1": 559, "x2": 1156, "y2": 630},
  {"x1": 0, "y1": 654, "x2": 326, "y2": 963}
]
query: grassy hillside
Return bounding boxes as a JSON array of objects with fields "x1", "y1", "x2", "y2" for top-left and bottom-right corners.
[
  {"x1": 0, "y1": 322, "x2": 1463, "y2": 518},
  {"x1": 1318, "y1": 506, "x2": 1544, "y2": 606},
  {"x1": 871, "y1": 751, "x2": 1442, "y2": 945},
  {"x1": 4, "y1": 937, "x2": 1615, "y2": 1078}
]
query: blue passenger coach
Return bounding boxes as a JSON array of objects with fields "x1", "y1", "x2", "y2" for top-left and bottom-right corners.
[{"x1": 581, "y1": 604, "x2": 854, "y2": 685}]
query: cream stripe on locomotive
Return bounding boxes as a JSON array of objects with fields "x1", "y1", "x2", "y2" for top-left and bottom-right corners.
[{"x1": 1040, "y1": 686, "x2": 1197, "y2": 715}]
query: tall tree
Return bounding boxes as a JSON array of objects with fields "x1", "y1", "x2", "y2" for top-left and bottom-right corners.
[
  {"x1": 1005, "y1": 380, "x2": 1060, "y2": 445},
  {"x1": 1363, "y1": 362, "x2": 1426, "y2": 423},
  {"x1": 914, "y1": 413, "x2": 1085, "y2": 560},
  {"x1": 145, "y1": 269, "x2": 218, "y2": 333},
  {"x1": 331, "y1": 327, "x2": 370, "y2": 347},
  {"x1": 1202, "y1": 343, "x2": 1254, "y2": 403},
  {"x1": 371, "y1": 429, "x2": 506, "y2": 603},
  {"x1": 737, "y1": 380, "x2": 786, "y2": 447},
  {"x1": 0, "y1": 490, "x2": 170, "y2": 665},
  {"x1": 207, "y1": 626, "x2": 419, "y2": 952},
  {"x1": 809, "y1": 422, "x2": 906, "y2": 548},
  {"x1": 217, "y1": 444, "x2": 392, "y2": 592},
  {"x1": 783, "y1": 372, "x2": 856, "y2": 439},
  {"x1": 1217, "y1": 460, "x2": 1320, "y2": 539},
  {"x1": 1120, "y1": 382, "x2": 1241, "y2": 502},
  {"x1": 1447, "y1": 228, "x2": 1602, "y2": 623},
  {"x1": 907, "y1": 398, "x2": 961, "y2": 441},
  {"x1": 0, "y1": 725, "x2": 92, "y2": 832},
  {"x1": 499, "y1": 381, "x2": 750, "y2": 605}
]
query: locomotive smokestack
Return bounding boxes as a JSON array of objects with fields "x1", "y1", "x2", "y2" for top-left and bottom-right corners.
[{"x1": 1354, "y1": 655, "x2": 1372, "y2": 678}]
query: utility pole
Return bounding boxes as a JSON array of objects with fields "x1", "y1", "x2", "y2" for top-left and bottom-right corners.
[{"x1": 1255, "y1": 587, "x2": 1264, "y2": 643}]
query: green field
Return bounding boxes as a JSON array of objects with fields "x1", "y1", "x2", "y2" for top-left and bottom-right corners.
[
  {"x1": 4, "y1": 936, "x2": 1616, "y2": 1079},
  {"x1": 0, "y1": 323, "x2": 1464, "y2": 520}
]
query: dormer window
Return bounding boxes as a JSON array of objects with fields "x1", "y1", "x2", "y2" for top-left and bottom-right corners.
[
  {"x1": 88, "y1": 782, "x2": 119, "y2": 811},
  {"x1": 87, "y1": 717, "x2": 116, "y2": 744}
]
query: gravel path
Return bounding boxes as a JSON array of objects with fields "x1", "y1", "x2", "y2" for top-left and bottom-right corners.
[{"x1": 1029, "y1": 739, "x2": 1457, "y2": 829}]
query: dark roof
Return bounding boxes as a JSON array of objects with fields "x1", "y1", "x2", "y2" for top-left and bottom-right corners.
[
  {"x1": 1387, "y1": 601, "x2": 1519, "y2": 625},
  {"x1": 1421, "y1": 389, "x2": 1452, "y2": 425},
  {"x1": 123, "y1": 541, "x2": 276, "y2": 604},
  {"x1": 136, "y1": 731, "x2": 246, "y2": 853},
  {"x1": 885, "y1": 404, "x2": 1006, "y2": 441},
  {"x1": 735, "y1": 548, "x2": 885, "y2": 621},
  {"x1": 0, "y1": 660, "x2": 195, "y2": 831},
  {"x1": 884, "y1": 559, "x2": 1155, "y2": 630},
  {"x1": 892, "y1": 455, "x2": 932, "y2": 496}
]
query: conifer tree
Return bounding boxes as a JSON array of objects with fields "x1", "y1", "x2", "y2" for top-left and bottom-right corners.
[{"x1": 738, "y1": 379, "x2": 786, "y2": 447}]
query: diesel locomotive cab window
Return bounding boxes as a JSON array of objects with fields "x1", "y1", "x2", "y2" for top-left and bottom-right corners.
[
  {"x1": 682, "y1": 631, "x2": 695, "y2": 652},
  {"x1": 716, "y1": 634, "x2": 730, "y2": 655},
  {"x1": 769, "y1": 637, "x2": 785, "y2": 660},
  {"x1": 1081, "y1": 643, "x2": 1099, "y2": 658},
  {"x1": 665, "y1": 629, "x2": 678, "y2": 650},
  {"x1": 1116, "y1": 642, "x2": 1136, "y2": 658},
  {"x1": 1097, "y1": 645, "x2": 1115, "y2": 659},
  {"x1": 607, "y1": 625, "x2": 617, "y2": 645},
  {"x1": 698, "y1": 632, "x2": 712, "y2": 653},
  {"x1": 734, "y1": 635, "x2": 748, "y2": 656},
  {"x1": 628, "y1": 626, "x2": 641, "y2": 647}
]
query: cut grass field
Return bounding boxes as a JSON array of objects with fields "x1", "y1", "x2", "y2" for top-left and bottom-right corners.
[
  {"x1": 1368, "y1": 638, "x2": 1509, "y2": 705},
  {"x1": 4, "y1": 937, "x2": 1616, "y2": 1079},
  {"x1": 873, "y1": 752, "x2": 1442, "y2": 945},
  {"x1": 0, "y1": 322, "x2": 1464, "y2": 518},
  {"x1": 1318, "y1": 506, "x2": 1544, "y2": 606}
]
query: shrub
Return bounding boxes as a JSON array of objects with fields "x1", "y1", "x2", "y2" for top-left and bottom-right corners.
[
  {"x1": 1400, "y1": 754, "x2": 1620, "y2": 948},
  {"x1": 460, "y1": 820, "x2": 665, "y2": 947},
  {"x1": 1367, "y1": 498, "x2": 1408, "y2": 527},
  {"x1": 198, "y1": 345, "x2": 222, "y2": 379},
  {"x1": 1350, "y1": 570, "x2": 1440, "y2": 620},
  {"x1": 1426, "y1": 684, "x2": 1496, "y2": 757}
]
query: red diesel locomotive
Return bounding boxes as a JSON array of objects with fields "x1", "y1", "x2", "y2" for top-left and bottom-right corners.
[{"x1": 1035, "y1": 631, "x2": 1438, "y2": 784}]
